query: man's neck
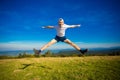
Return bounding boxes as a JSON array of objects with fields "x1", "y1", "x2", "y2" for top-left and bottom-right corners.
[{"x1": 59, "y1": 24, "x2": 64, "y2": 28}]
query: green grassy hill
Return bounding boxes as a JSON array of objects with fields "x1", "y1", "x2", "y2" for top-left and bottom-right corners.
[{"x1": 0, "y1": 56, "x2": 120, "y2": 80}]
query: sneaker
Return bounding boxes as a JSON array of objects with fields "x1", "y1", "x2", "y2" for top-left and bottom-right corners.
[
  {"x1": 80, "y1": 49, "x2": 88, "y2": 55},
  {"x1": 33, "y1": 48, "x2": 41, "y2": 55}
]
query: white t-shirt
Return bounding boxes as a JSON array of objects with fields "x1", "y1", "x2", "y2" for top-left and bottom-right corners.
[{"x1": 54, "y1": 24, "x2": 72, "y2": 37}]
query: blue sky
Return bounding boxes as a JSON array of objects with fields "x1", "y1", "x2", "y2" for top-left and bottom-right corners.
[{"x1": 0, "y1": 0, "x2": 120, "y2": 51}]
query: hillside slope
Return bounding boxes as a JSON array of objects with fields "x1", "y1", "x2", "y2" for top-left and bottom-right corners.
[{"x1": 0, "y1": 56, "x2": 120, "y2": 80}]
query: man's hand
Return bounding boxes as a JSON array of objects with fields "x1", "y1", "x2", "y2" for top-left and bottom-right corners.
[{"x1": 76, "y1": 24, "x2": 81, "y2": 27}]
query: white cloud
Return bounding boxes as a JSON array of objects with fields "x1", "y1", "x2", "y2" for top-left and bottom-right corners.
[
  {"x1": 75, "y1": 42, "x2": 120, "y2": 48},
  {"x1": 0, "y1": 41, "x2": 46, "y2": 51},
  {"x1": 0, "y1": 41, "x2": 120, "y2": 51}
]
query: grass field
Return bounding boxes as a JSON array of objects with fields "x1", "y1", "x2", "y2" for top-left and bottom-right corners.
[{"x1": 0, "y1": 56, "x2": 120, "y2": 80}]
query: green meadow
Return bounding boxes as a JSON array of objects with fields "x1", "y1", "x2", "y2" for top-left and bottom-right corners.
[{"x1": 0, "y1": 56, "x2": 120, "y2": 80}]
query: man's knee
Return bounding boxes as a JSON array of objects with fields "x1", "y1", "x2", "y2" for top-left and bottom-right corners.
[
  {"x1": 67, "y1": 41, "x2": 73, "y2": 45},
  {"x1": 47, "y1": 43, "x2": 52, "y2": 47},
  {"x1": 47, "y1": 42, "x2": 55, "y2": 47}
]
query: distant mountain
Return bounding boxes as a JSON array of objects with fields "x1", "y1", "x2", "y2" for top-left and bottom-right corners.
[
  {"x1": 0, "y1": 47, "x2": 120, "y2": 56},
  {"x1": 55, "y1": 47, "x2": 120, "y2": 55},
  {"x1": 89, "y1": 46, "x2": 120, "y2": 51},
  {"x1": 0, "y1": 50, "x2": 34, "y2": 56}
]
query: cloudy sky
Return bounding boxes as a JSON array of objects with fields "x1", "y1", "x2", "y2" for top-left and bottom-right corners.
[{"x1": 0, "y1": 0, "x2": 120, "y2": 51}]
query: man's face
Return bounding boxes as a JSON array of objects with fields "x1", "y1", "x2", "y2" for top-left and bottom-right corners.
[{"x1": 58, "y1": 20, "x2": 64, "y2": 25}]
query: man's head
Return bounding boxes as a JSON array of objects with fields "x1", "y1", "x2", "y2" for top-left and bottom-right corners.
[{"x1": 58, "y1": 18, "x2": 64, "y2": 26}]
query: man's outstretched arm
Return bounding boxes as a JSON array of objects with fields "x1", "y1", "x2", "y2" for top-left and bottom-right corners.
[
  {"x1": 42, "y1": 26, "x2": 54, "y2": 29},
  {"x1": 69, "y1": 24, "x2": 81, "y2": 28}
]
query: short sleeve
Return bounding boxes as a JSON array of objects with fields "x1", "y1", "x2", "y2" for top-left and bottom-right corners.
[{"x1": 64, "y1": 24, "x2": 72, "y2": 28}]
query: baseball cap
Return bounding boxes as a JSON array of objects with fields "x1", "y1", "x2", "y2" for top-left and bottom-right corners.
[{"x1": 58, "y1": 18, "x2": 64, "y2": 22}]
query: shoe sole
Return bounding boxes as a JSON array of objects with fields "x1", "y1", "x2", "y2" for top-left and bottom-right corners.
[
  {"x1": 33, "y1": 49, "x2": 39, "y2": 55},
  {"x1": 82, "y1": 49, "x2": 88, "y2": 55}
]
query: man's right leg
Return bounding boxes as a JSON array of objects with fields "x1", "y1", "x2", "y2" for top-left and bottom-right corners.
[
  {"x1": 34, "y1": 39, "x2": 57, "y2": 55},
  {"x1": 40, "y1": 39, "x2": 57, "y2": 51}
]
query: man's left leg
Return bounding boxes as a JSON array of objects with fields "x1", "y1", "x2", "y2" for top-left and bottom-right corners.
[
  {"x1": 64, "y1": 39, "x2": 88, "y2": 54},
  {"x1": 64, "y1": 39, "x2": 80, "y2": 50}
]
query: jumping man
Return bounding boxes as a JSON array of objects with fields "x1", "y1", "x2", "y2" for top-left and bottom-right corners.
[{"x1": 34, "y1": 18, "x2": 88, "y2": 55}]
